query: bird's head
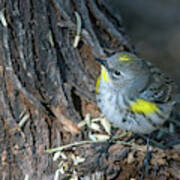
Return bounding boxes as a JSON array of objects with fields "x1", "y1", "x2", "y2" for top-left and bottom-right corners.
[{"x1": 95, "y1": 52, "x2": 150, "y2": 93}]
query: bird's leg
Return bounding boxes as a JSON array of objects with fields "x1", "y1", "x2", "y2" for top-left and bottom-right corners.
[
  {"x1": 140, "y1": 135, "x2": 152, "y2": 179},
  {"x1": 144, "y1": 136, "x2": 151, "y2": 175}
]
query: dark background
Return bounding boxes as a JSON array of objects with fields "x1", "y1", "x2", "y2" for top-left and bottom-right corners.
[{"x1": 111, "y1": 0, "x2": 180, "y2": 87}]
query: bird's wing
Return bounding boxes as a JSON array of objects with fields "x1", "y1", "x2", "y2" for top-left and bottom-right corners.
[{"x1": 139, "y1": 61, "x2": 177, "y2": 103}]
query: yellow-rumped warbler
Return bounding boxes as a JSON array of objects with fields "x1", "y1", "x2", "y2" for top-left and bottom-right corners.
[{"x1": 95, "y1": 52, "x2": 177, "y2": 134}]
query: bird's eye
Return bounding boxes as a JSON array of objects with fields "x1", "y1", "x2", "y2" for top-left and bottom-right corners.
[{"x1": 114, "y1": 71, "x2": 121, "y2": 76}]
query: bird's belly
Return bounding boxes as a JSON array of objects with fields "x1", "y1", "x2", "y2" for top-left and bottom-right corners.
[
  {"x1": 96, "y1": 87, "x2": 171, "y2": 134},
  {"x1": 97, "y1": 89, "x2": 132, "y2": 131}
]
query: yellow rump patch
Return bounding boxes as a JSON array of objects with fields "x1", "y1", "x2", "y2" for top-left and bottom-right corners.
[
  {"x1": 101, "y1": 66, "x2": 110, "y2": 82},
  {"x1": 119, "y1": 54, "x2": 132, "y2": 61},
  {"x1": 130, "y1": 99, "x2": 159, "y2": 115}
]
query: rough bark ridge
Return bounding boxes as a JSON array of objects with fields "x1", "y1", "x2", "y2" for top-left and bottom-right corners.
[{"x1": 0, "y1": 0, "x2": 133, "y2": 179}]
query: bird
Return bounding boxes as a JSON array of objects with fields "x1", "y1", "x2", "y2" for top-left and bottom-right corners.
[{"x1": 95, "y1": 51, "x2": 177, "y2": 135}]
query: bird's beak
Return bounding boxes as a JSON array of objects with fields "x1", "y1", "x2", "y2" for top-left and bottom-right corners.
[{"x1": 95, "y1": 57, "x2": 108, "y2": 67}]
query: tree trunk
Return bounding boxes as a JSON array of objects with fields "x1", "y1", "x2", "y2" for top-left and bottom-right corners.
[
  {"x1": 0, "y1": 0, "x2": 132, "y2": 179},
  {"x1": 0, "y1": 0, "x2": 179, "y2": 180}
]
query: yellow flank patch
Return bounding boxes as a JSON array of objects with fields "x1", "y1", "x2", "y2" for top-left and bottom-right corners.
[
  {"x1": 101, "y1": 66, "x2": 110, "y2": 82},
  {"x1": 96, "y1": 75, "x2": 101, "y2": 93},
  {"x1": 130, "y1": 99, "x2": 159, "y2": 115},
  {"x1": 119, "y1": 54, "x2": 132, "y2": 61}
]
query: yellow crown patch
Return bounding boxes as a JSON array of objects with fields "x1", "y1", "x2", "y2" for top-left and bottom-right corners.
[
  {"x1": 119, "y1": 54, "x2": 132, "y2": 61},
  {"x1": 130, "y1": 99, "x2": 159, "y2": 115}
]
